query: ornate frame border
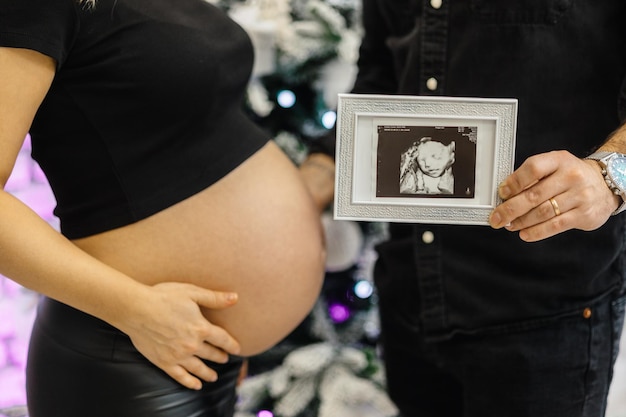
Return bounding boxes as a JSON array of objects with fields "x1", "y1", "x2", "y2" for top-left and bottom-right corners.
[{"x1": 333, "y1": 94, "x2": 518, "y2": 225}]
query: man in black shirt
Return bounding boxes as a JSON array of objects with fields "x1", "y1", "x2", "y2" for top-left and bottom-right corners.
[{"x1": 302, "y1": 1, "x2": 626, "y2": 416}]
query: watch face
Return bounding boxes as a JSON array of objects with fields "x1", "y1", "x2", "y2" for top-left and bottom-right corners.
[{"x1": 607, "y1": 156, "x2": 626, "y2": 193}]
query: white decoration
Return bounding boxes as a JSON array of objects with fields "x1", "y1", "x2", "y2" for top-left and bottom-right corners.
[
  {"x1": 308, "y1": 1, "x2": 346, "y2": 35},
  {"x1": 236, "y1": 342, "x2": 397, "y2": 417},
  {"x1": 282, "y1": 342, "x2": 336, "y2": 377},
  {"x1": 247, "y1": 79, "x2": 275, "y2": 117},
  {"x1": 322, "y1": 213, "x2": 363, "y2": 272},
  {"x1": 229, "y1": 2, "x2": 279, "y2": 76},
  {"x1": 268, "y1": 365, "x2": 291, "y2": 397},
  {"x1": 273, "y1": 377, "x2": 317, "y2": 417},
  {"x1": 336, "y1": 346, "x2": 368, "y2": 372},
  {"x1": 317, "y1": 58, "x2": 358, "y2": 111},
  {"x1": 236, "y1": 372, "x2": 273, "y2": 410},
  {"x1": 318, "y1": 365, "x2": 398, "y2": 417}
]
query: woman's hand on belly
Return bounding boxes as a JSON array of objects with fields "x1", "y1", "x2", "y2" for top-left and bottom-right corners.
[
  {"x1": 74, "y1": 141, "x2": 326, "y2": 365},
  {"x1": 118, "y1": 282, "x2": 242, "y2": 390}
]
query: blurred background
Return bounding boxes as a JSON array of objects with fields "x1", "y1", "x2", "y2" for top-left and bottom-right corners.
[{"x1": 1, "y1": 1, "x2": 625, "y2": 416}]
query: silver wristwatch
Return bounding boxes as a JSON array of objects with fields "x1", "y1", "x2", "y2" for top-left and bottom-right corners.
[{"x1": 585, "y1": 151, "x2": 626, "y2": 215}]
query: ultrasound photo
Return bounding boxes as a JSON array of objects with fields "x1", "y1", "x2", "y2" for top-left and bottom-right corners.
[{"x1": 376, "y1": 125, "x2": 477, "y2": 198}]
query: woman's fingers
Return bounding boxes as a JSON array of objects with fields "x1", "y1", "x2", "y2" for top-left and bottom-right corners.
[{"x1": 122, "y1": 282, "x2": 241, "y2": 389}]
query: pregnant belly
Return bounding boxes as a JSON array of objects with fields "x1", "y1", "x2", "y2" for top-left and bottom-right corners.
[{"x1": 72, "y1": 142, "x2": 326, "y2": 355}]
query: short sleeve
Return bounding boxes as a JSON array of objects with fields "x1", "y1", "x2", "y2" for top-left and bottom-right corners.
[{"x1": 0, "y1": 0, "x2": 79, "y2": 67}]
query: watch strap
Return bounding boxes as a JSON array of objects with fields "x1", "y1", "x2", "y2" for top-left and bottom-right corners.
[
  {"x1": 585, "y1": 151, "x2": 626, "y2": 215},
  {"x1": 585, "y1": 151, "x2": 614, "y2": 165}
]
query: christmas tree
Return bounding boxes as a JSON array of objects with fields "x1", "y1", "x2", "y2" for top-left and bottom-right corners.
[{"x1": 209, "y1": 1, "x2": 398, "y2": 416}]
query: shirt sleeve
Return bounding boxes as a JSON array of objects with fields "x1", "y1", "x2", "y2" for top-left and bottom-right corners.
[
  {"x1": 0, "y1": 0, "x2": 80, "y2": 67},
  {"x1": 619, "y1": 76, "x2": 626, "y2": 123}
]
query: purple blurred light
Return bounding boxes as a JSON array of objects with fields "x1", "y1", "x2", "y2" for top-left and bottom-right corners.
[
  {"x1": 328, "y1": 302, "x2": 351, "y2": 323},
  {"x1": 257, "y1": 410, "x2": 274, "y2": 417}
]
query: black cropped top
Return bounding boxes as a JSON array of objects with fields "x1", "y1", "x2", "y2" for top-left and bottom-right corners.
[{"x1": 0, "y1": 0, "x2": 269, "y2": 238}]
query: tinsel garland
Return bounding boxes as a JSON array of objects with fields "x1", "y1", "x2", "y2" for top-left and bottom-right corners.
[{"x1": 235, "y1": 339, "x2": 397, "y2": 417}]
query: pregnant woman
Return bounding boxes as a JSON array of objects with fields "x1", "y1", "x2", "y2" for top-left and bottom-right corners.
[{"x1": 0, "y1": 0, "x2": 326, "y2": 415}]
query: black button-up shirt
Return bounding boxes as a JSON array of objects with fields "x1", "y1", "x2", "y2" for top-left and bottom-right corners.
[{"x1": 326, "y1": 0, "x2": 626, "y2": 340}]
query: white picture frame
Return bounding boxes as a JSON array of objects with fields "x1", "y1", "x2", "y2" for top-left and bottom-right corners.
[{"x1": 333, "y1": 94, "x2": 518, "y2": 225}]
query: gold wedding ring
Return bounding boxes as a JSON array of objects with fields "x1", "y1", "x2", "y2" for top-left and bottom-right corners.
[{"x1": 549, "y1": 197, "x2": 561, "y2": 216}]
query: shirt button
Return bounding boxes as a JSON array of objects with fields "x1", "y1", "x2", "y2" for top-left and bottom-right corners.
[
  {"x1": 430, "y1": 0, "x2": 443, "y2": 9},
  {"x1": 422, "y1": 231, "x2": 435, "y2": 244},
  {"x1": 426, "y1": 77, "x2": 438, "y2": 91}
]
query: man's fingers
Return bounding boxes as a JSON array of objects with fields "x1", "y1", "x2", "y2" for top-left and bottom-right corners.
[
  {"x1": 501, "y1": 194, "x2": 571, "y2": 240},
  {"x1": 516, "y1": 210, "x2": 571, "y2": 242},
  {"x1": 490, "y1": 153, "x2": 568, "y2": 228},
  {"x1": 490, "y1": 185, "x2": 556, "y2": 229},
  {"x1": 498, "y1": 152, "x2": 561, "y2": 199},
  {"x1": 501, "y1": 193, "x2": 567, "y2": 230}
]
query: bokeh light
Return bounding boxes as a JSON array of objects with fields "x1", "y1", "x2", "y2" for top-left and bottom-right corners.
[
  {"x1": 321, "y1": 110, "x2": 337, "y2": 129},
  {"x1": 328, "y1": 302, "x2": 351, "y2": 323},
  {"x1": 276, "y1": 90, "x2": 296, "y2": 108}
]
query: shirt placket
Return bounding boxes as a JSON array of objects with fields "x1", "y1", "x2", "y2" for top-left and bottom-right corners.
[
  {"x1": 419, "y1": 0, "x2": 448, "y2": 95},
  {"x1": 415, "y1": 0, "x2": 449, "y2": 337},
  {"x1": 414, "y1": 225, "x2": 447, "y2": 336}
]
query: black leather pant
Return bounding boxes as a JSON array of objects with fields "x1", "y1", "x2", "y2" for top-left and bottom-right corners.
[{"x1": 26, "y1": 297, "x2": 243, "y2": 417}]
